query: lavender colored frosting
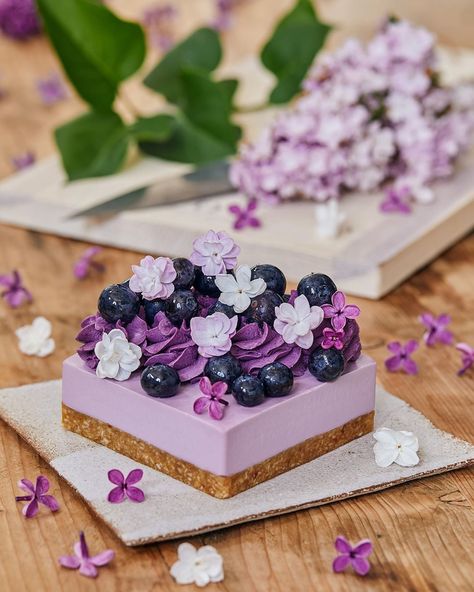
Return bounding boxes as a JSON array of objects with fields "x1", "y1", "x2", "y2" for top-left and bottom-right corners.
[{"x1": 143, "y1": 312, "x2": 206, "y2": 382}]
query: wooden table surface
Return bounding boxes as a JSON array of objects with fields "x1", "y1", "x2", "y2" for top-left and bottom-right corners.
[{"x1": 0, "y1": 2, "x2": 473, "y2": 590}]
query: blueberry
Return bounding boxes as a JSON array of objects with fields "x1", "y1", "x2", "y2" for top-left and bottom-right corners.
[
  {"x1": 143, "y1": 298, "x2": 166, "y2": 325},
  {"x1": 297, "y1": 273, "x2": 337, "y2": 306},
  {"x1": 140, "y1": 364, "x2": 180, "y2": 398},
  {"x1": 232, "y1": 374, "x2": 265, "y2": 407},
  {"x1": 165, "y1": 289, "x2": 198, "y2": 326},
  {"x1": 204, "y1": 354, "x2": 242, "y2": 391},
  {"x1": 194, "y1": 268, "x2": 220, "y2": 297},
  {"x1": 258, "y1": 362, "x2": 294, "y2": 397},
  {"x1": 173, "y1": 258, "x2": 195, "y2": 289},
  {"x1": 308, "y1": 347, "x2": 345, "y2": 382},
  {"x1": 244, "y1": 290, "x2": 283, "y2": 325},
  {"x1": 251, "y1": 264, "x2": 286, "y2": 295},
  {"x1": 98, "y1": 283, "x2": 140, "y2": 323},
  {"x1": 207, "y1": 300, "x2": 236, "y2": 319}
]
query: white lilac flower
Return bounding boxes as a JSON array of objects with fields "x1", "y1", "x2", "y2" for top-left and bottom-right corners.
[
  {"x1": 190, "y1": 312, "x2": 238, "y2": 358},
  {"x1": 189, "y1": 230, "x2": 240, "y2": 276},
  {"x1": 16, "y1": 316, "x2": 55, "y2": 357},
  {"x1": 170, "y1": 542, "x2": 224, "y2": 587},
  {"x1": 94, "y1": 329, "x2": 142, "y2": 381},
  {"x1": 274, "y1": 294, "x2": 324, "y2": 349},
  {"x1": 129, "y1": 255, "x2": 176, "y2": 300},
  {"x1": 373, "y1": 427, "x2": 420, "y2": 467},
  {"x1": 215, "y1": 264, "x2": 266, "y2": 313}
]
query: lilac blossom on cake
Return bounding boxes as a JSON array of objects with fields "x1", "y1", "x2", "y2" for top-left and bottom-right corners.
[
  {"x1": 190, "y1": 230, "x2": 240, "y2": 275},
  {"x1": 190, "y1": 312, "x2": 238, "y2": 358},
  {"x1": 230, "y1": 19, "x2": 474, "y2": 209},
  {"x1": 129, "y1": 255, "x2": 176, "y2": 300}
]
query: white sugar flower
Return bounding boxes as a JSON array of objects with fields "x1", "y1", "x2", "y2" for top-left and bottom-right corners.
[
  {"x1": 16, "y1": 316, "x2": 55, "y2": 357},
  {"x1": 373, "y1": 427, "x2": 420, "y2": 467},
  {"x1": 170, "y1": 543, "x2": 224, "y2": 587},
  {"x1": 94, "y1": 329, "x2": 142, "y2": 381},
  {"x1": 215, "y1": 264, "x2": 266, "y2": 313},
  {"x1": 274, "y1": 295, "x2": 324, "y2": 349},
  {"x1": 129, "y1": 255, "x2": 176, "y2": 300}
]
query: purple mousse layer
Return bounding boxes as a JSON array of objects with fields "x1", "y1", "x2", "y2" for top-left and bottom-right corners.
[{"x1": 62, "y1": 354, "x2": 376, "y2": 476}]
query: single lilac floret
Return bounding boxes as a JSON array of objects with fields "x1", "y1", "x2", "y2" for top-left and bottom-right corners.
[
  {"x1": 107, "y1": 468, "x2": 145, "y2": 503},
  {"x1": 0, "y1": 269, "x2": 32, "y2": 307},
  {"x1": 332, "y1": 536, "x2": 373, "y2": 576},
  {"x1": 385, "y1": 340, "x2": 419, "y2": 374},
  {"x1": 321, "y1": 291, "x2": 360, "y2": 331},
  {"x1": 190, "y1": 230, "x2": 240, "y2": 276},
  {"x1": 418, "y1": 312, "x2": 453, "y2": 346},
  {"x1": 59, "y1": 531, "x2": 114, "y2": 578},
  {"x1": 190, "y1": 312, "x2": 238, "y2": 358},
  {"x1": 15, "y1": 475, "x2": 59, "y2": 518},
  {"x1": 456, "y1": 342, "x2": 474, "y2": 376},
  {"x1": 130, "y1": 255, "x2": 176, "y2": 300},
  {"x1": 193, "y1": 377, "x2": 229, "y2": 420}
]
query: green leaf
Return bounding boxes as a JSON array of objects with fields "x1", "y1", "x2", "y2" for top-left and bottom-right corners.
[
  {"x1": 218, "y1": 78, "x2": 239, "y2": 111},
  {"x1": 261, "y1": 0, "x2": 331, "y2": 104},
  {"x1": 128, "y1": 114, "x2": 175, "y2": 142},
  {"x1": 178, "y1": 68, "x2": 241, "y2": 148},
  {"x1": 55, "y1": 111, "x2": 129, "y2": 180},
  {"x1": 37, "y1": 0, "x2": 146, "y2": 110},
  {"x1": 139, "y1": 114, "x2": 236, "y2": 164},
  {"x1": 144, "y1": 28, "x2": 222, "y2": 103}
]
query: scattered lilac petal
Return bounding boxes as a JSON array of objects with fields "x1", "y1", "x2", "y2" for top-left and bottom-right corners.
[
  {"x1": 385, "y1": 340, "x2": 419, "y2": 374},
  {"x1": 456, "y1": 342, "x2": 474, "y2": 376},
  {"x1": 332, "y1": 536, "x2": 373, "y2": 576},
  {"x1": 59, "y1": 531, "x2": 114, "y2": 578},
  {"x1": 229, "y1": 198, "x2": 262, "y2": 231},
  {"x1": 106, "y1": 468, "x2": 145, "y2": 503},
  {"x1": 0, "y1": 0, "x2": 41, "y2": 40},
  {"x1": 15, "y1": 475, "x2": 59, "y2": 518},
  {"x1": 36, "y1": 72, "x2": 68, "y2": 105},
  {"x1": 73, "y1": 246, "x2": 104, "y2": 280},
  {"x1": 12, "y1": 151, "x2": 35, "y2": 171},
  {"x1": 418, "y1": 312, "x2": 453, "y2": 346}
]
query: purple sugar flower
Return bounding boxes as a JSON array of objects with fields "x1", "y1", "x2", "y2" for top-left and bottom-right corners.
[
  {"x1": 385, "y1": 340, "x2": 419, "y2": 374},
  {"x1": 15, "y1": 475, "x2": 59, "y2": 518},
  {"x1": 193, "y1": 377, "x2": 229, "y2": 420},
  {"x1": 332, "y1": 535, "x2": 373, "y2": 576},
  {"x1": 59, "y1": 531, "x2": 114, "y2": 578},
  {"x1": 12, "y1": 151, "x2": 35, "y2": 170},
  {"x1": 419, "y1": 312, "x2": 453, "y2": 346},
  {"x1": 0, "y1": 269, "x2": 32, "y2": 308},
  {"x1": 0, "y1": 0, "x2": 41, "y2": 40},
  {"x1": 321, "y1": 291, "x2": 360, "y2": 331},
  {"x1": 107, "y1": 468, "x2": 145, "y2": 503},
  {"x1": 36, "y1": 72, "x2": 68, "y2": 105},
  {"x1": 456, "y1": 343, "x2": 474, "y2": 376},
  {"x1": 321, "y1": 327, "x2": 345, "y2": 350},
  {"x1": 73, "y1": 246, "x2": 104, "y2": 280},
  {"x1": 380, "y1": 186, "x2": 412, "y2": 214},
  {"x1": 229, "y1": 198, "x2": 262, "y2": 230}
]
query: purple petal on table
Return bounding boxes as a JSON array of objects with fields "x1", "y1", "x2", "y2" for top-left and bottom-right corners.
[
  {"x1": 332, "y1": 555, "x2": 351, "y2": 573},
  {"x1": 107, "y1": 486, "x2": 125, "y2": 504},
  {"x1": 39, "y1": 494, "x2": 60, "y2": 512},
  {"x1": 405, "y1": 339, "x2": 419, "y2": 354},
  {"x1": 107, "y1": 469, "x2": 124, "y2": 485},
  {"x1": 59, "y1": 555, "x2": 81, "y2": 569},
  {"x1": 384, "y1": 355, "x2": 402, "y2": 372},
  {"x1": 126, "y1": 486, "x2": 145, "y2": 503},
  {"x1": 90, "y1": 550, "x2": 115, "y2": 567},
  {"x1": 35, "y1": 475, "x2": 50, "y2": 496},
  {"x1": 402, "y1": 357, "x2": 418, "y2": 375},
  {"x1": 334, "y1": 535, "x2": 352, "y2": 554},
  {"x1": 125, "y1": 469, "x2": 143, "y2": 486},
  {"x1": 352, "y1": 539, "x2": 373, "y2": 557},
  {"x1": 24, "y1": 499, "x2": 39, "y2": 518},
  {"x1": 79, "y1": 562, "x2": 98, "y2": 578},
  {"x1": 18, "y1": 478, "x2": 35, "y2": 494},
  {"x1": 352, "y1": 556, "x2": 371, "y2": 576}
]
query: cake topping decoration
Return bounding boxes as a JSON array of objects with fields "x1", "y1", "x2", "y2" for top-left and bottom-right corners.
[
  {"x1": 332, "y1": 536, "x2": 373, "y2": 576},
  {"x1": 190, "y1": 229, "x2": 240, "y2": 275},
  {"x1": 373, "y1": 427, "x2": 420, "y2": 467},
  {"x1": 170, "y1": 542, "x2": 224, "y2": 587},
  {"x1": 418, "y1": 312, "x2": 453, "y2": 347},
  {"x1": 16, "y1": 316, "x2": 55, "y2": 357},
  {"x1": 95, "y1": 329, "x2": 142, "y2": 381},
  {"x1": 129, "y1": 255, "x2": 176, "y2": 300},
  {"x1": 190, "y1": 312, "x2": 238, "y2": 358},
  {"x1": 0, "y1": 269, "x2": 32, "y2": 308},
  {"x1": 384, "y1": 340, "x2": 419, "y2": 375},
  {"x1": 15, "y1": 475, "x2": 59, "y2": 518},
  {"x1": 193, "y1": 377, "x2": 229, "y2": 420},
  {"x1": 59, "y1": 531, "x2": 115, "y2": 579},
  {"x1": 107, "y1": 468, "x2": 145, "y2": 503},
  {"x1": 321, "y1": 327, "x2": 345, "y2": 351},
  {"x1": 322, "y1": 291, "x2": 360, "y2": 331},
  {"x1": 274, "y1": 294, "x2": 323, "y2": 349},
  {"x1": 215, "y1": 264, "x2": 266, "y2": 313},
  {"x1": 456, "y1": 342, "x2": 474, "y2": 376}
]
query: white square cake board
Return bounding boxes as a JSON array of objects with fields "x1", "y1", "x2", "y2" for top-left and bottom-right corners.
[
  {"x1": 0, "y1": 380, "x2": 472, "y2": 546},
  {"x1": 0, "y1": 151, "x2": 473, "y2": 300}
]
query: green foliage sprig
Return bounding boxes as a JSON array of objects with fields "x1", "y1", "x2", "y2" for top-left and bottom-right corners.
[{"x1": 37, "y1": 0, "x2": 331, "y2": 181}]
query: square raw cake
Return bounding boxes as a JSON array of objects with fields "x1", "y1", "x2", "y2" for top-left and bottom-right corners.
[{"x1": 63, "y1": 230, "x2": 376, "y2": 498}]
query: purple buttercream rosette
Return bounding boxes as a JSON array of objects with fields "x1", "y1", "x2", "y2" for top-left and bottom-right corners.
[
  {"x1": 76, "y1": 313, "x2": 147, "y2": 369},
  {"x1": 143, "y1": 312, "x2": 206, "y2": 382}
]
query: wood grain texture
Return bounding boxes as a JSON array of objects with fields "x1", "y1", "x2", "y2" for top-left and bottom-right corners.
[{"x1": 0, "y1": 1, "x2": 473, "y2": 590}]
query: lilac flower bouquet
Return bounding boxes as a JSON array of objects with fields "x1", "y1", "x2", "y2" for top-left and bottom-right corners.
[{"x1": 230, "y1": 18, "x2": 474, "y2": 210}]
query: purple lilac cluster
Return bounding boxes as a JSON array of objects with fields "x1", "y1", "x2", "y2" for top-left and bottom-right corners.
[
  {"x1": 230, "y1": 19, "x2": 474, "y2": 209},
  {"x1": 0, "y1": 0, "x2": 41, "y2": 40},
  {"x1": 77, "y1": 231, "x2": 362, "y2": 412}
]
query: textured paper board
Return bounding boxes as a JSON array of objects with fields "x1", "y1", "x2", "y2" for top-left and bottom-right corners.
[{"x1": 0, "y1": 380, "x2": 472, "y2": 546}]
